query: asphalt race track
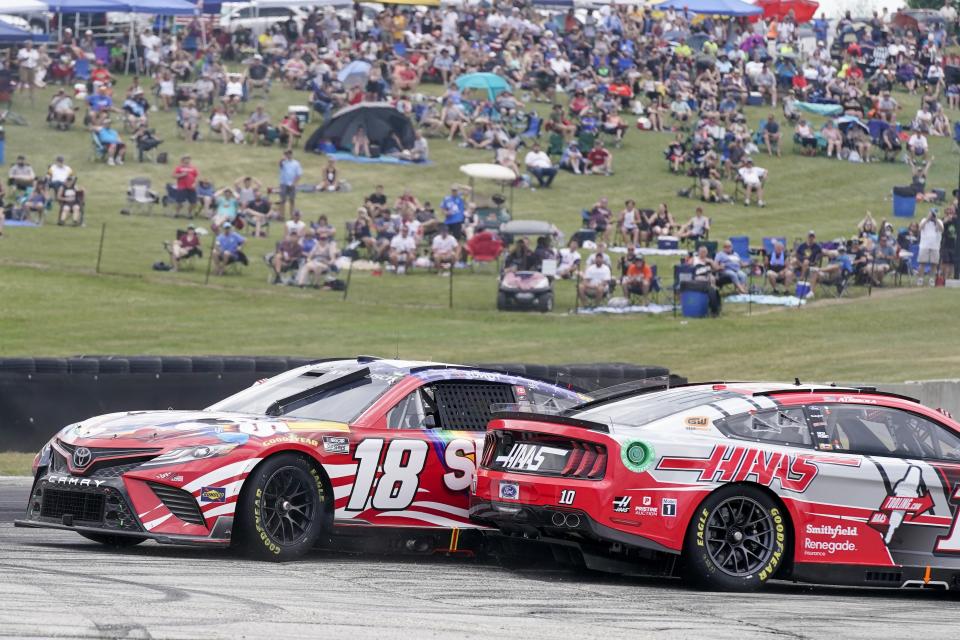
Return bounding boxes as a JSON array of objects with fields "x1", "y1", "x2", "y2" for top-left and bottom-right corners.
[{"x1": 1, "y1": 478, "x2": 958, "y2": 640}]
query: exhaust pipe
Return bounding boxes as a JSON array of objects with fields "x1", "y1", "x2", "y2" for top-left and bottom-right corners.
[
  {"x1": 550, "y1": 512, "x2": 582, "y2": 528},
  {"x1": 565, "y1": 513, "x2": 581, "y2": 528},
  {"x1": 551, "y1": 512, "x2": 566, "y2": 527}
]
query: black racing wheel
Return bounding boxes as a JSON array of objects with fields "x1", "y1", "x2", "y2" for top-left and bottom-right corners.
[
  {"x1": 79, "y1": 532, "x2": 146, "y2": 547},
  {"x1": 682, "y1": 484, "x2": 787, "y2": 591},
  {"x1": 234, "y1": 453, "x2": 328, "y2": 561}
]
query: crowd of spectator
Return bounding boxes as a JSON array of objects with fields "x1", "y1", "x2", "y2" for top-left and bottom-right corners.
[{"x1": 3, "y1": 1, "x2": 960, "y2": 311}]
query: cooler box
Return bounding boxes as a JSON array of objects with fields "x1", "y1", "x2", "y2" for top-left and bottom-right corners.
[
  {"x1": 892, "y1": 191, "x2": 916, "y2": 218},
  {"x1": 289, "y1": 105, "x2": 310, "y2": 128},
  {"x1": 680, "y1": 289, "x2": 709, "y2": 318},
  {"x1": 747, "y1": 92, "x2": 763, "y2": 106},
  {"x1": 658, "y1": 235, "x2": 679, "y2": 250}
]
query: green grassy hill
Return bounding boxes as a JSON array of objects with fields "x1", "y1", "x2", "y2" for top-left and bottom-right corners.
[{"x1": 1, "y1": 78, "x2": 958, "y2": 383}]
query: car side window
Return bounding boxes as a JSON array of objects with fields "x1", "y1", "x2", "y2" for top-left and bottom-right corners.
[
  {"x1": 818, "y1": 404, "x2": 960, "y2": 461},
  {"x1": 716, "y1": 408, "x2": 812, "y2": 447},
  {"x1": 386, "y1": 389, "x2": 433, "y2": 430}
]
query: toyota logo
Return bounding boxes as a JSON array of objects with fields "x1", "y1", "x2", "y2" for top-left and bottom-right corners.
[{"x1": 72, "y1": 447, "x2": 92, "y2": 469}]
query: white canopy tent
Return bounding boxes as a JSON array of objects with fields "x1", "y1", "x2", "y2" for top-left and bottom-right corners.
[
  {"x1": 240, "y1": 0, "x2": 353, "y2": 8},
  {"x1": 2, "y1": 0, "x2": 49, "y2": 13}
]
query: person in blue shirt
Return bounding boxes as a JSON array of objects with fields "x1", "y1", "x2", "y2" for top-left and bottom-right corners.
[
  {"x1": 714, "y1": 240, "x2": 748, "y2": 294},
  {"x1": 278, "y1": 149, "x2": 302, "y2": 220},
  {"x1": 94, "y1": 119, "x2": 126, "y2": 165},
  {"x1": 213, "y1": 222, "x2": 248, "y2": 275},
  {"x1": 440, "y1": 186, "x2": 466, "y2": 239},
  {"x1": 88, "y1": 86, "x2": 115, "y2": 114}
]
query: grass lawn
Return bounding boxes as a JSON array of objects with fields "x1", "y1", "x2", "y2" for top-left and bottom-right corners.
[
  {"x1": 1, "y1": 77, "x2": 959, "y2": 385},
  {"x1": 0, "y1": 452, "x2": 33, "y2": 476}
]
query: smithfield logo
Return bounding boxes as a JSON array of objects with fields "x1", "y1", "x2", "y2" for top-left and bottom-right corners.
[{"x1": 72, "y1": 447, "x2": 93, "y2": 469}]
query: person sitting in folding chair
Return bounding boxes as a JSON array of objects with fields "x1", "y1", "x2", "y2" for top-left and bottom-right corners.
[
  {"x1": 620, "y1": 248, "x2": 652, "y2": 305},
  {"x1": 578, "y1": 252, "x2": 612, "y2": 306},
  {"x1": 167, "y1": 224, "x2": 202, "y2": 272},
  {"x1": 809, "y1": 244, "x2": 853, "y2": 297},
  {"x1": 213, "y1": 223, "x2": 248, "y2": 275},
  {"x1": 737, "y1": 157, "x2": 767, "y2": 207},
  {"x1": 56, "y1": 176, "x2": 84, "y2": 226},
  {"x1": 269, "y1": 232, "x2": 304, "y2": 285}
]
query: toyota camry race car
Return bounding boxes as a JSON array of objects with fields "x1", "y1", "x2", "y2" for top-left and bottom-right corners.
[
  {"x1": 16, "y1": 358, "x2": 585, "y2": 560},
  {"x1": 471, "y1": 382, "x2": 960, "y2": 591}
]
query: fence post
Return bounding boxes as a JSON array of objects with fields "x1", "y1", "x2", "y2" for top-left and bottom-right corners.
[
  {"x1": 343, "y1": 259, "x2": 353, "y2": 301},
  {"x1": 204, "y1": 234, "x2": 216, "y2": 285},
  {"x1": 95, "y1": 222, "x2": 106, "y2": 274},
  {"x1": 449, "y1": 263, "x2": 454, "y2": 309}
]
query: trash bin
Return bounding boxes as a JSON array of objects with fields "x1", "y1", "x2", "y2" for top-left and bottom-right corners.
[
  {"x1": 680, "y1": 289, "x2": 709, "y2": 318},
  {"x1": 892, "y1": 189, "x2": 916, "y2": 218}
]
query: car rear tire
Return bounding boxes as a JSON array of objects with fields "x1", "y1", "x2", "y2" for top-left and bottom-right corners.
[
  {"x1": 79, "y1": 532, "x2": 147, "y2": 547},
  {"x1": 233, "y1": 453, "x2": 327, "y2": 562},
  {"x1": 682, "y1": 485, "x2": 787, "y2": 591},
  {"x1": 497, "y1": 292, "x2": 509, "y2": 311}
]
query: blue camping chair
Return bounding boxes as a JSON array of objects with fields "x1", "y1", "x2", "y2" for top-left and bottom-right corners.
[
  {"x1": 520, "y1": 113, "x2": 541, "y2": 139},
  {"x1": 90, "y1": 132, "x2": 106, "y2": 163},
  {"x1": 74, "y1": 58, "x2": 91, "y2": 82},
  {"x1": 868, "y1": 119, "x2": 888, "y2": 143},
  {"x1": 762, "y1": 236, "x2": 787, "y2": 256},
  {"x1": 729, "y1": 235, "x2": 750, "y2": 262}
]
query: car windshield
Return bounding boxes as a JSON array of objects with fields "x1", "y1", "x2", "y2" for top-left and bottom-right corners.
[
  {"x1": 570, "y1": 387, "x2": 732, "y2": 428},
  {"x1": 208, "y1": 369, "x2": 398, "y2": 422}
]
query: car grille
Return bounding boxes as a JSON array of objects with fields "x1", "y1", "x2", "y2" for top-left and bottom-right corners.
[
  {"x1": 31, "y1": 480, "x2": 142, "y2": 532},
  {"x1": 40, "y1": 489, "x2": 105, "y2": 523},
  {"x1": 149, "y1": 483, "x2": 206, "y2": 526},
  {"x1": 55, "y1": 439, "x2": 159, "y2": 476},
  {"x1": 482, "y1": 431, "x2": 607, "y2": 480}
]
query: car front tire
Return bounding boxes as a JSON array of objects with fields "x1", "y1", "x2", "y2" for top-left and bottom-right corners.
[
  {"x1": 682, "y1": 484, "x2": 787, "y2": 591},
  {"x1": 233, "y1": 453, "x2": 328, "y2": 562}
]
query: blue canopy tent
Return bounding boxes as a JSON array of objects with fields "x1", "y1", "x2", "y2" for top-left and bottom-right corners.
[
  {"x1": 0, "y1": 20, "x2": 49, "y2": 43},
  {"x1": 655, "y1": 0, "x2": 762, "y2": 16},
  {"x1": 338, "y1": 60, "x2": 372, "y2": 88},
  {"x1": 455, "y1": 72, "x2": 511, "y2": 100}
]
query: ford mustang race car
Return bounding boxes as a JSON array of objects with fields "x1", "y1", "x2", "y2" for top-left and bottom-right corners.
[
  {"x1": 16, "y1": 357, "x2": 585, "y2": 560},
  {"x1": 471, "y1": 382, "x2": 960, "y2": 591}
]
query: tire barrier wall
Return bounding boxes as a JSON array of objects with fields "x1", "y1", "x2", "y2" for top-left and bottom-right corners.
[{"x1": 0, "y1": 357, "x2": 684, "y2": 452}]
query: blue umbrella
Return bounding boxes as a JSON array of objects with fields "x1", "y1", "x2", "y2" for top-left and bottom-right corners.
[
  {"x1": 455, "y1": 72, "x2": 511, "y2": 100},
  {"x1": 0, "y1": 20, "x2": 47, "y2": 43},
  {"x1": 337, "y1": 60, "x2": 372, "y2": 89}
]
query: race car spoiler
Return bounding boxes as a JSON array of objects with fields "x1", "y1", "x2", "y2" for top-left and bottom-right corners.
[{"x1": 488, "y1": 411, "x2": 610, "y2": 434}]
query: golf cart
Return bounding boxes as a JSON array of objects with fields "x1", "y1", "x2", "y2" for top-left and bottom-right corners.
[
  {"x1": 459, "y1": 163, "x2": 514, "y2": 231},
  {"x1": 497, "y1": 219, "x2": 560, "y2": 313}
]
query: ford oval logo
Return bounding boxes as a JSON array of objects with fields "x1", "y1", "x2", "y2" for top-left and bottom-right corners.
[{"x1": 72, "y1": 447, "x2": 92, "y2": 469}]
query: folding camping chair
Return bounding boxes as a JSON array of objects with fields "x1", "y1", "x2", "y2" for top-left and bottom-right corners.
[{"x1": 125, "y1": 177, "x2": 159, "y2": 215}]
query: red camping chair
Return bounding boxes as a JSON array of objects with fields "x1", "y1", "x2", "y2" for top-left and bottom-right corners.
[{"x1": 465, "y1": 231, "x2": 504, "y2": 271}]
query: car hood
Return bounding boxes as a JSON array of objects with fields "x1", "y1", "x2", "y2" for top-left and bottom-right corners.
[{"x1": 57, "y1": 410, "x2": 350, "y2": 450}]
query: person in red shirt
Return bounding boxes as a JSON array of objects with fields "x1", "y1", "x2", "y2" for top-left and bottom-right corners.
[
  {"x1": 168, "y1": 224, "x2": 202, "y2": 271},
  {"x1": 587, "y1": 140, "x2": 613, "y2": 175},
  {"x1": 90, "y1": 62, "x2": 113, "y2": 89},
  {"x1": 621, "y1": 251, "x2": 653, "y2": 304},
  {"x1": 172, "y1": 155, "x2": 199, "y2": 218}
]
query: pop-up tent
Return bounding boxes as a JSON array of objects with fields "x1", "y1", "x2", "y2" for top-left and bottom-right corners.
[
  {"x1": 3, "y1": 0, "x2": 49, "y2": 13},
  {"x1": 655, "y1": 0, "x2": 761, "y2": 16},
  {"x1": 0, "y1": 20, "x2": 47, "y2": 43},
  {"x1": 306, "y1": 103, "x2": 416, "y2": 155}
]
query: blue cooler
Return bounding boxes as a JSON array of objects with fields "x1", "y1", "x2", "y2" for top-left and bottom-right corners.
[
  {"x1": 795, "y1": 281, "x2": 811, "y2": 299},
  {"x1": 893, "y1": 192, "x2": 916, "y2": 218},
  {"x1": 680, "y1": 290, "x2": 709, "y2": 318},
  {"x1": 658, "y1": 235, "x2": 679, "y2": 250}
]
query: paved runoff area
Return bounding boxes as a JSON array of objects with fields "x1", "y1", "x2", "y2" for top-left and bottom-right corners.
[{"x1": 1, "y1": 477, "x2": 958, "y2": 640}]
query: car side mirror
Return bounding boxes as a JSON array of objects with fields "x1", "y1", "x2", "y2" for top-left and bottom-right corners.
[{"x1": 422, "y1": 414, "x2": 437, "y2": 429}]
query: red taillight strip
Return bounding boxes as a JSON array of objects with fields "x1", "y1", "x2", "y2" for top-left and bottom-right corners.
[
  {"x1": 573, "y1": 446, "x2": 596, "y2": 477},
  {"x1": 587, "y1": 451, "x2": 607, "y2": 478},
  {"x1": 561, "y1": 443, "x2": 584, "y2": 476}
]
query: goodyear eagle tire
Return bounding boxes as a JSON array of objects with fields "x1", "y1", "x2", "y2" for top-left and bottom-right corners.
[
  {"x1": 682, "y1": 485, "x2": 787, "y2": 591},
  {"x1": 234, "y1": 453, "x2": 327, "y2": 562},
  {"x1": 79, "y1": 532, "x2": 147, "y2": 547}
]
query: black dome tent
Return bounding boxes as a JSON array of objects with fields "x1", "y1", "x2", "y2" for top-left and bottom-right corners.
[{"x1": 306, "y1": 103, "x2": 416, "y2": 155}]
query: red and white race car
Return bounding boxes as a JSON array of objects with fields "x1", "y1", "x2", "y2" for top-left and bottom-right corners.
[
  {"x1": 471, "y1": 382, "x2": 960, "y2": 590},
  {"x1": 17, "y1": 357, "x2": 585, "y2": 560}
]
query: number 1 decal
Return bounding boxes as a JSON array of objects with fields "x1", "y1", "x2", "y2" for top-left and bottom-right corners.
[{"x1": 346, "y1": 439, "x2": 429, "y2": 511}]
